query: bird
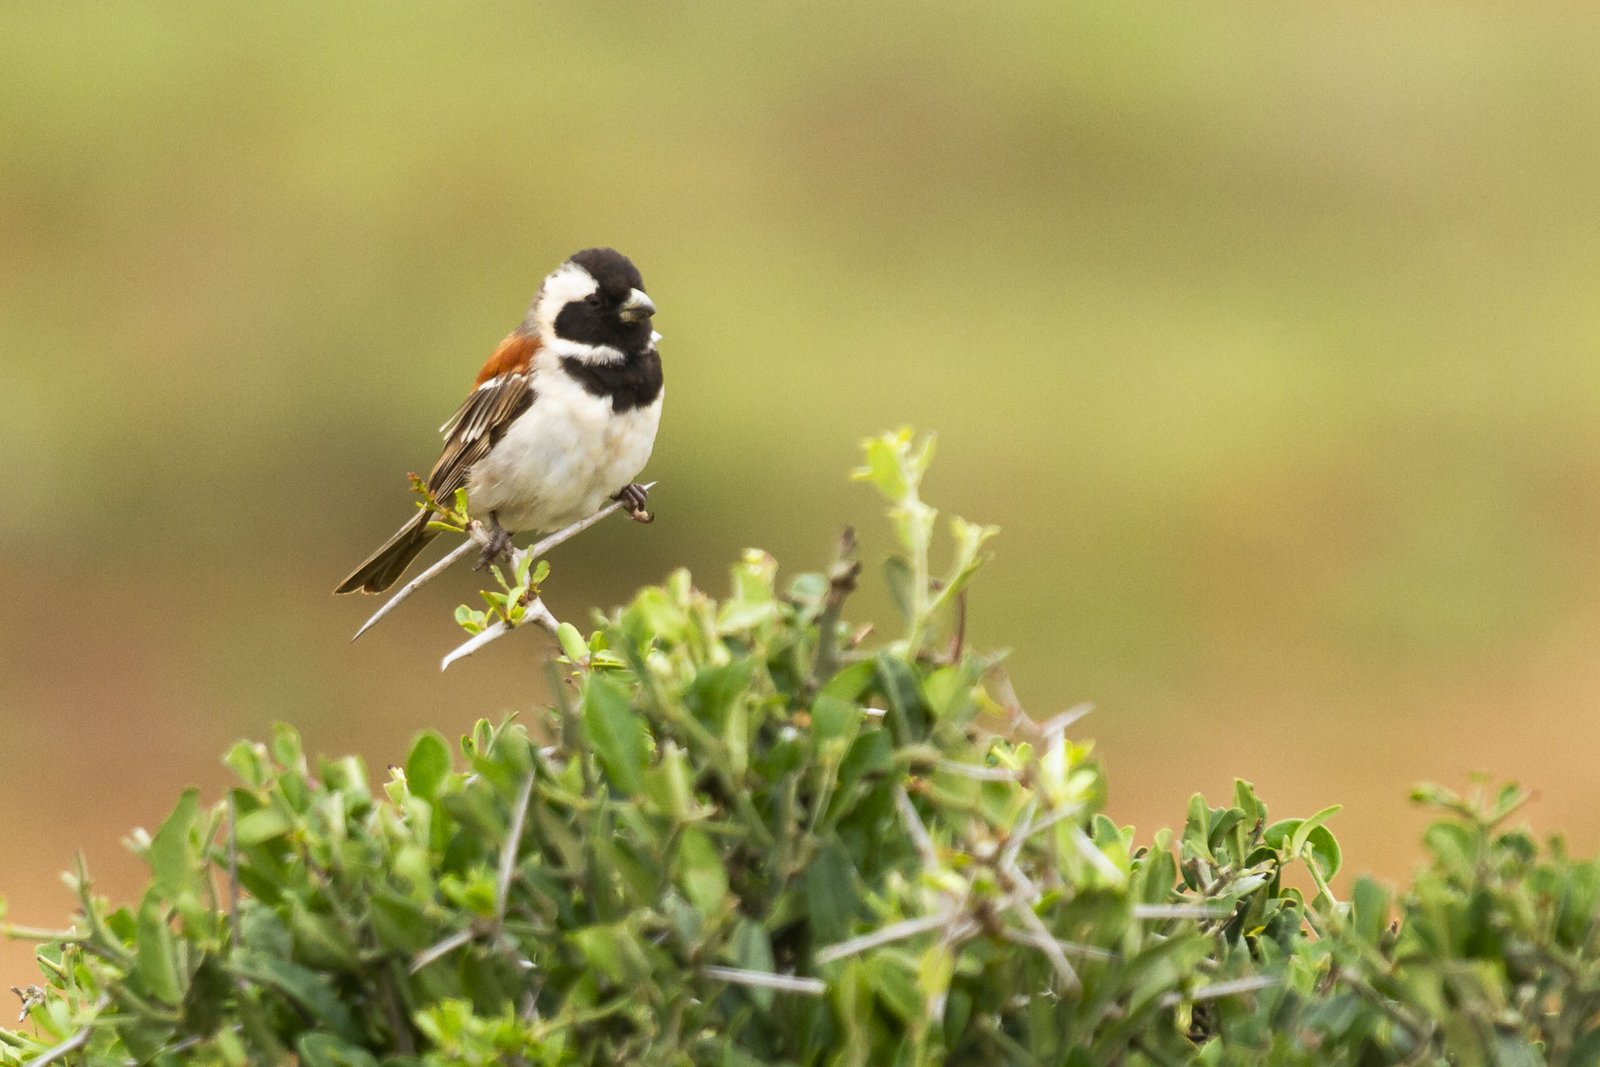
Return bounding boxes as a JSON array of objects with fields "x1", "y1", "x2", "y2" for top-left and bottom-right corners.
[{"x1": 335, "y1": 247, "x2": 663, "y2": 595}]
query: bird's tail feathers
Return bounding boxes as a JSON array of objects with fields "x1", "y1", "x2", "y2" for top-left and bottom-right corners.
[{"x1": 334, "y1": 511, "x2": 438, "y2": 594}]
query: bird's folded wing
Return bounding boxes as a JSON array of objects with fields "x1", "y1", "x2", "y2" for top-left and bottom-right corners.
[{"x1": 428, "y1": 371, "x2": 535, "y2": 499}]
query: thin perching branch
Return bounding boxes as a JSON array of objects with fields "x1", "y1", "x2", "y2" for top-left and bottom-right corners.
[
  {"x1": 816, "y1": 911, "x2": 963, "y2": 965},
  {"x1": 701, "y1": 966, "x2": 826, "y2": 996},
  {"x1": 997, "y1": 860, "x2": 1081, "y2": 993},
  {"x1": 495, "y1": 774, "x2": 536, "y2": 927},
  {"x1": 1158, "y1": 974, "x2": 1278, "y2": 1008},
  {"x1": 410, "y1": 774, "x2": 536, "y2": 975},
  {"x1": 353, "y1": 484, "x2": 655, "y2": 641},
  {"x1": 1132, "y1": 903, "x2": 1234, "y2": 920},
  {"x1": 409, "y1": 928, "x2": 476, "y2": 975},
  {"x1": 894, "y1": 787, "x2": 938, "y2": 869},
  {"x1": 2, "y1": 925, "x2": 78, "y2": 943},
  {"x1": 352, "y1": 540, "x2": 476, "y2": 641},
  {"x1": 440, "y1": 597, "x2": 560, "y2": 672},
  {"x1": 999, "y1": 927, "x2": 1115, "y2": 962}
]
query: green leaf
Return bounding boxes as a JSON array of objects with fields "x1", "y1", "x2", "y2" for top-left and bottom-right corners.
[
  {"x1": 854, "y1": 432, "x2": 910, "y2": 500},
  {"x1": 570, "y1": 922, "x2": 651, "y2": 987},
  {"x1": 289, "y1": 901, "x2": 362, "y2": 972},
  {"x1": 1488, "y1": 781, "x2": 1529, "y2": 822},
  {"x1": 582, "y1": 673, "x2": 647, "y2": 796},
  {"x1": 874, "y1": 652, "x2": 927, "y2": 741},
  {"x1": 883, "y1": 555, "x2": 915, "y2": 622},
  {"x1": 369, "y1": 892, "x2": 432, "y2": 954},
  {"x1": 270, "y1": 722, "x2": 304, "y2": 768},
  {"x1": 684, "y1": 660, "x2": 756, "y2": 738},
  {"x1": 1493, "y1": 1035, "x2": 1546, "y2": 1067},
  {"x1": 718, "y1": 550, "x2": 781, "y2": 631},
  {"x1": 1182, "y1": 793, "x2": 1214, "y2": 864},
  {"x1": 921, "y1": 665, "x2": 977, "y2": 723},
  {"x1": 821, "y1": 659, "x2": 877, "y2": 702},
  {"x1": 917, "y1": 942, "x2": 955, "y2": 1012},
  {"x1": 867, "y1": 954, "x2": 922, "y2": 1024},
  {"x1": 135, "y1": 889, "x2": 184, "y2": 1006},
  {"x1": 730, "y1": 919, "x2": 775, "y2": 973},
  {"x1": 833, "y1": 730, "x2": 893, "y2": 807},
  {"x1": 1288, "y1": 804, "x2": 1343, "y2": 859},
  {"x1": 909, "y1": 431, "x2": 936, "y2": 483},
  {"x1": 147, "y1": 788, "x2": 201, "y2": 898},
  {"x1": 404, "y1": 731, "x2": 451, "y2": 800},
  {"x1": 1233, "y1": 779, "x2": 1266, "y2": 825},
  {"x1": 806, "y1": 841, "x2": 860, "y2": 943},
  {"x1": 810, "y1": 694, "x2": 860, "y2": 747},
  {"x1": 556, "y1": 622, "x2": 589, "y2": 662},
  {"x1": 1303, "y1": 825, "x2": 1342, "y2": 881},
  {"x1": 229, "y1": 953, "x2": 364, "y2": 1044},
  {"x1": 728, "y1": 920, "x2": 777, "y2": 1011},
  {"x1": 1409, "y1": 781, "x2": 1460, "y2": 809},
  {"x1": 297, "y1": 1033, "x2": 380, "y2": 1067},
  {"x1": 224, "y1": 741, "x2": 269, "y2": 788},
  {"x1": 677, "y1": 826, "x2": 729, "y2": 914},
  {"x1": 641, "y1": 741, "x2": 694, "y2": 821},
  {"x1": 935, "y1": 516, "x2": 999, "y2": 603},
  {"x1": 1351, "y1": 876, "x2": 1390, "y2": 944},
  {"x1": 234, "y1": 807, "x2": 293, "y2": 847},
  {"x1": 1423, "y1": 819, "x2": 1476, "y2": 876},
  {"x1": 1263, "y1": 818, "x2": 1301, "y2": 855},
  {"x1": 240, "y1": 902, "x2": 294, "y2": 959}
]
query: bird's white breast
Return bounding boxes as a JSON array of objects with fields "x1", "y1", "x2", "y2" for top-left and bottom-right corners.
[{"x1": 466, "y1": 364, "x2": 662, "y2": 533}]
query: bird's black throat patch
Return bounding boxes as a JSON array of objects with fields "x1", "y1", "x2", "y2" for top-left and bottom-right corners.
[
  {"x1": 553, "y1": 301, "x2": 654, "y2": 353},
  {"x1": 561, "y1": 349, "x2": 663, "y2": 413}
]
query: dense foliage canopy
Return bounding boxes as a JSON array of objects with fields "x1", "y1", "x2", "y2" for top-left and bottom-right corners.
[{"x1": 4, "y1": 433, "x2": 1597, "y2": 1066}]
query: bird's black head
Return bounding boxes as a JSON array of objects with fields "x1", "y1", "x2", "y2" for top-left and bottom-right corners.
[
  {"x1": 535, "y1": 247, "x2": 656, "y2": 361},
  {"x1": 569, "y1": 247, "x2": 644, "y2": 300}
]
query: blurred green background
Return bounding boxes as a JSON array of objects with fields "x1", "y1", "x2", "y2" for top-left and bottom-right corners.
[{"x1": 6, "y1": 2, "x2": 1600, "y2": 983}]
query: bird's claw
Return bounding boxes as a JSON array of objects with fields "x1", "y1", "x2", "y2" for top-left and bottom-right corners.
[
  {"x1": 615, "y1": 483, "x2": 653, "y2": 524},
  {"x1": 474, "y1": 523, "x2": 516, "y2": 570}
]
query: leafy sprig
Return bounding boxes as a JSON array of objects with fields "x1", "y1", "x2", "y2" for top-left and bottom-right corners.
[
  {"x1": 453, "y1": 553, "x2": 550, "y2": 635},
  {"x1": 405, "y1": 474, "x2": 471, "y2": 535}
]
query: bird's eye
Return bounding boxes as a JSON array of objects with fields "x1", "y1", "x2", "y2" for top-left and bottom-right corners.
[{"x1": 584, "y1": 293, "x2": 603, "y2": 308}]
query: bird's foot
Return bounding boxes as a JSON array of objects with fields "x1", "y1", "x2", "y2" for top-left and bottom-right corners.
[
  {"x1": 614, "y1": 483, "x2": 653, "y2": 524},
  {"x1": 474, "y1": 520, "x2": 516, "y2": 571}
]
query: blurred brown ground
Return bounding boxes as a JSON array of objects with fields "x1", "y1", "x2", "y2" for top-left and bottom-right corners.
[{"x1": 5, "y1": 3, "x2": 1600, "y2": 985}]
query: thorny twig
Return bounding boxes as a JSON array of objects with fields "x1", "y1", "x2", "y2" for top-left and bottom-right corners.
[
  {"x1": 440, "y1": 598, "x2": 560, "y2": 672},
  {"x1": 700, "y1": 966, "x2": 826, "y2": 996},
  {"x1": 2, "y1": 927, "x2": 77, "y2": 943},
  {"x1": 353, "y1": 484, "x2": 655, "y2": 641},
  {"x1": 496, "y1": 775, "x2": 536, "y2": 927},
  {"x1": 409, "y1": 929, "x2": 475, "y2": 975}
]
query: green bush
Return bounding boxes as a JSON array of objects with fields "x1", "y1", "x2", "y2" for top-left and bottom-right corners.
[{"x1": 4, "y1": 431, "x2": 1599, "y2": 1065}]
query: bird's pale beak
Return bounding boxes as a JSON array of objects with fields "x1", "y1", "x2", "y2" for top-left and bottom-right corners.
[{"x1": 618, "y1": 289, "x2": 656, "y2": 324}]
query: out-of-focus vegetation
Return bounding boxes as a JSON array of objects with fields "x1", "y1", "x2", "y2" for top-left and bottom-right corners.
[
  {"x1": 5, "y1": 2, "x2": 1600, "y2": 984},
  {"x1": 5, "y1": 436, "x2": 1596, "y2": 1065}
]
